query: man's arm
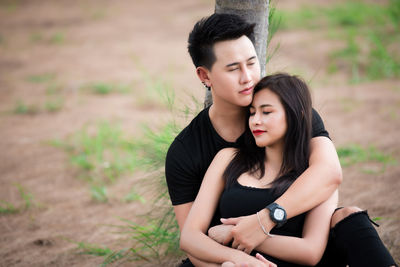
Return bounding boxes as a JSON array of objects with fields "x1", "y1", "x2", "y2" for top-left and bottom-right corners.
[
  {"x1": 255, "y1": 190, "x2": 338, "y2": 265},
  {"x1": 276, "y1": 136, "x2": 342, "y2": 216},
  {"x1": 222, "y1": 136, "x2": 342, "y2": 252}
]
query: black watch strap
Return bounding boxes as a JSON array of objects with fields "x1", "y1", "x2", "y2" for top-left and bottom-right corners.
[{"x1": 266, "y1": 202, "x2": 287, "y2": 227}]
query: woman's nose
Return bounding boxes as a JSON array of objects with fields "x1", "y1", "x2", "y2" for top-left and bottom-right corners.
[{"x1": 251, "y1": 113, "x2": 261, "y2": 125}]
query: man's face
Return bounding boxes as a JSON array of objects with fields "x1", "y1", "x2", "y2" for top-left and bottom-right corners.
[{"x1": 208, "y1": 35, "x2": 261, "y2": 108}]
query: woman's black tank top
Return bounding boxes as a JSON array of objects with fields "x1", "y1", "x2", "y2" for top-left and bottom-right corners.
[{"x1": 219, "y1": 180, "x2": 306, "y2": 238}]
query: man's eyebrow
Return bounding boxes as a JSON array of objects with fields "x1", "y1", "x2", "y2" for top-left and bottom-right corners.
[{"x1": 225, "y1": 56, "x2": 257, "y2": 68}]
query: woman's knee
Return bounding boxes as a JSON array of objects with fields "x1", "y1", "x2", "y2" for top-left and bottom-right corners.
[{"x1": 331, "y1": 206, "x2": 363, "y2": 229}]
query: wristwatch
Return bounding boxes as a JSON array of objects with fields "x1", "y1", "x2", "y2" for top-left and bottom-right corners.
[{"x1": 266, "y1": 202, "x2": 287, "y2": 227}]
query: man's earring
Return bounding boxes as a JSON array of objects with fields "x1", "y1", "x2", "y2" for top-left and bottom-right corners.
[{"x1": 202, "y1": 82, "x2": 211, "y2": 91}]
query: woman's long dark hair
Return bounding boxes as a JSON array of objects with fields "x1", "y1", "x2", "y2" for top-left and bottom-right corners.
[{"x1": 223, "y1": 73, "x2": 313, "y2": 197}]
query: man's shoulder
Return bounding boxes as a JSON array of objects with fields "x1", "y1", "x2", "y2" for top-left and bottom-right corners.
[{"x1": 174, "y1": 107, "x2": 210, "y2": 144}]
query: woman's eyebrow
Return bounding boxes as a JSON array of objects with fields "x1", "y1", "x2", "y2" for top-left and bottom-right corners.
[{"x1": 260, "y1": 104, "x2": 273, "y2": 108}]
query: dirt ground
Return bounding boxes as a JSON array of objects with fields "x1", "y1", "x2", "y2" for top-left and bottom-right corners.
[{"x1": 0, "y1": 0, "x2": 399, "y2": 266}]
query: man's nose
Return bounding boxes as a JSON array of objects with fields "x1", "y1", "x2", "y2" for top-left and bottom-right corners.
[{"x1": 240, "y1": 67, "x2": 251, "y2": 84}]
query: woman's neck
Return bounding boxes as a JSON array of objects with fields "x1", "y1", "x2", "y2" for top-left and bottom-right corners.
[{"x1": 264, "y1": 142, "x2": 284, "y2": 178}]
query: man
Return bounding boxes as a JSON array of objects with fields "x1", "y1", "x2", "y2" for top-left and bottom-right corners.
[
  {"x1": 166, "y1": 14, "x2": 395, "y2": 267},
  {"x1": 165, "y1": 13, "x2": 340, "y2": 266}
]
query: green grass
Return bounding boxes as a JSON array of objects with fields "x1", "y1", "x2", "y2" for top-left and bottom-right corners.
[
  {"x1": 55, "y1": 119, "x2": 181, "y2": 263},
  {"x1": 131, "y1": 57, "x2": 176, "y2": 110},
  {"x1": 337, "y1": 144, "x2": 397, "y2": 173},
  {"x1": 46, "y1": 83, "x2": 63, "y2": 95},
  {"x1": 53, "y1": 119, "x2": 182, "y2": 264},
  {"x1": 13, "y1": 97, "x2": 64, "y2": 114},
  {"x1": 52, "y1": 121, "x2": 140, "y2": 202},
  {"x1": 26, "y1": 73, "x2": 56, "y2": 84},
  {"x1": 276, "y1": 1, "x2": 400, "y2": 82},
  {"x1": 266, "y1": 1, "x2": 282, "y2": 66},
  {"x1": 13, "y1": 100, "x2": 39, "y2": 115},
  {"x1": 110, "y1": 211, "x2": 182, "y2": 264},
  {"x1": 277, "y1": 2, "x2": 390, "y2": 30},
  {"x1": 54, "y1": 62, "x2": 194, "y2": 264},
  {"x1": 83, "y1": 82, "x2": 131, "y2": 95},
  {"x1": 44, "y1": 97, "x2": 64, "y2": 112},
  {"x1": 124, "y1": 188, "x2": 146, "y2": 203},
  {"x1": 15, "y1": 183, "x2": 35, "y2": 209},
  {"x1": 0, "y1": 183, "x2": 35, "y2": 214},
  {"x1": 90, "y1": 185, "x2": 108, "y2": 202},
  {"x1": 50, "y1": 32, "x2": 65, "y2": 44},
  {"x1": 366, "y1": 32, "x2": 400, "y2": 80},
  {"x1": 71, "y1": 240, "x2": 126, "y2": 266},
  {"x1": 0, "y1": 200, "x2": 18, "y2": 214},
  {"x1": 77, "y1": 241, "x2": 113, "y2": 256}
]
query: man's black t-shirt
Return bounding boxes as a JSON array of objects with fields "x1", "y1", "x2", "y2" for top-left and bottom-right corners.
[{"x1": 165, "y1": 107, "x2": 329, "y2": 225}]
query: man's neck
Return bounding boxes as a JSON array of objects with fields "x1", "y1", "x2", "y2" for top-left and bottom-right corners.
[{"x1": 209, "y1": 103, "x2": 247, "y2": 143}]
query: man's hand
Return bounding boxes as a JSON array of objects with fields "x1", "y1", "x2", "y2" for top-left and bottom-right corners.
[
  {"x1": 208, "y1": 224, "x2": 233, "y2": 244},
  {"x1": 221, "y1": 212, "x2": 274, "y2": 254},
  {"x1": 221, "y1": 253, "x2": 276, "y2": 267}
]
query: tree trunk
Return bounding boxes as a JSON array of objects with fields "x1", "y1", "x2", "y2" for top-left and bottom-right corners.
[{"x1": 204, "y1": 0, "x2": 269, "y2": 108}]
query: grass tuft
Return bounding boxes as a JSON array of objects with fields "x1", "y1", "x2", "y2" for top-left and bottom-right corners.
[
  {"x1": 0, "y1": 200, "x2": 18, "y2": 214},
  {"x1": 83, "y1": 82, "x2": 131, "y2": 95},
  {"x1": 44, "y1": 97, "x2": 64, "y2": 112},
  {"x1": 0, "y1": 183, "x2": 36, "y2": 214},
  {"x1": 76, "y1": 241, "x2": 113, "y2": 256},
  {"x1": 50, "y1": 32, "x2": 65, "y2": 44},
  {"x1": 13, "y1": 100, "x2": 39, "y2": 115},
  {"x1": 26, "y1": 73, "x2": 56, "y2": 84},
  {"x1": 337, "y1": 144, "x2": 397, "y2": 173},
  {"x1": 90, "y1": 185, "x2": 108, "y2": 203},
  {"x1": 124, "y1": 188, "x2": 146, "y2": 203}
]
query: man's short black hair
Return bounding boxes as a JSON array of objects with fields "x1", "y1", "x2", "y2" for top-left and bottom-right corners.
[{"x1": 188, "y1": 13, "x2": 255, "y2": 70}]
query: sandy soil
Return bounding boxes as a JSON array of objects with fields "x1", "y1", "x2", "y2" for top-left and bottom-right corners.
[{"x1": 0, "y1": 0, "x2": 399, "y2": 266}]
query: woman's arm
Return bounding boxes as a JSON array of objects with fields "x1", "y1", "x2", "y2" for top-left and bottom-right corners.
[
  {"x1": 180, "y1": 148, "x2": 271, "y2": 266},
  {"x1": 255, "y1": 190, "x2": 339, "y2": 266}
]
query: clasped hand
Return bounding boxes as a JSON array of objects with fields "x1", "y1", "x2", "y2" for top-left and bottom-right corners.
[{"x1": 208, "y1": 214, "x2": 270, "y2": 254}]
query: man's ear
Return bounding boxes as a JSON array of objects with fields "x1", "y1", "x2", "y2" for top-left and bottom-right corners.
[{"x1": 196, "y1": 66, "x2": 211, "y2": 88}]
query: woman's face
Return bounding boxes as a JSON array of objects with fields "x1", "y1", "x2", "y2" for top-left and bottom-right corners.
[{"x1": 249, "y1": 88, "x2": 287, "y2": 148}]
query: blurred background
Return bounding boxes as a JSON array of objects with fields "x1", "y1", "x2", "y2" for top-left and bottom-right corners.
[{"x1": 0, "y1": 0, "x2": 399, "y2": 266}]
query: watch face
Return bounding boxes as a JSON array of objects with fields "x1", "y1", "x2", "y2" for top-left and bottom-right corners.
[{"x1": 274, "y1": 208, "x2": 285, "y2": 221}]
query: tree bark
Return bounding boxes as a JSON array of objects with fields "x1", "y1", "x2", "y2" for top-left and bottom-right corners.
[{"x1": 204, "y1": 0, "x2": 269, "y2": 108}]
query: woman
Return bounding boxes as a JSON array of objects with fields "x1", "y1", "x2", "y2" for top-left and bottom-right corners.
[
  {"x1": 180, "y1": 73, "x2": 337, "y2": 266},
  {"x1": 180, "y1": 73, "x2": 397, "y2": 267}
]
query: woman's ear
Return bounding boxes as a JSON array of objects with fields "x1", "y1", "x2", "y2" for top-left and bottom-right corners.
[{"x1": 196, "y1": 66, "x2": 211, "y2": 89}]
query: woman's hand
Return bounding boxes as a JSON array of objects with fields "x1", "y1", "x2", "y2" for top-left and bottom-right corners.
[
  {"x1": 222, "y1": 252, "x2": 276, "y2": 267},
  {"x1": 208, "y1": 224, "x2": 233, "y2": 244},
  {"x1": 221, "y1": 213, "x2": 272, "y2": 254}
]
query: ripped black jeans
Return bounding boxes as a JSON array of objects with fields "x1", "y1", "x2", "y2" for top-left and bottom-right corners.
[{"x1": 316, "y1": 210, "x2": 397, "y2": 267}]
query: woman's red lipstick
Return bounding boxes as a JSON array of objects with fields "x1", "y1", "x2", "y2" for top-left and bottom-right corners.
[{"x1": 252, "y1": 130, "x2": 265, "y2": 136}]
